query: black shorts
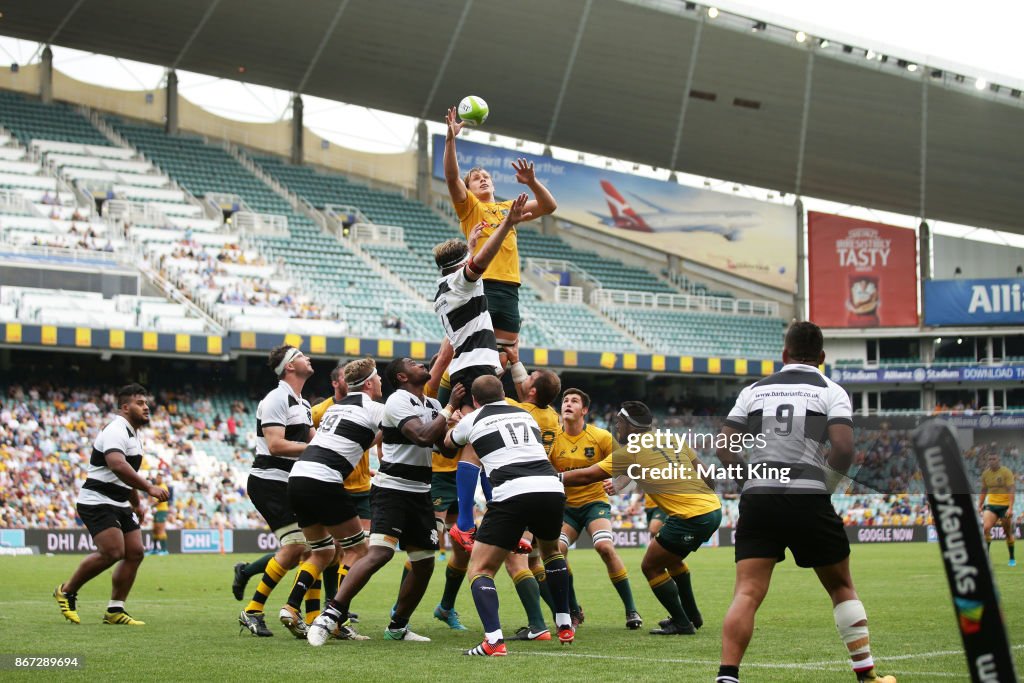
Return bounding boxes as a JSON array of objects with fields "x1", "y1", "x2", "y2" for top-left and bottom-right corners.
[
  {"x1": 348, "y1": 490, "x2": 371, "y2": 520},
  {"x1": 77, "y1": 503, "x2": 140, "y2": 537},
  {"x1": 476, "y1": 492, "x2": 566, "y2": 552},
  {"x1": 450, "y1": 365, "x2": 498, "y2": 409},
  {"x1": 247, "y1": 475, "x2": 298, "y2": 534},
  {"x1": 370, "y1": 486, "x2": 439, "y2": 550},
  {"x1": 288, "y1": 476, "x2": 360, "y2": 529},
  {"x1": 735, "y1": 494, "x2": 850, "y2": 568},
  {"x1": 483, "y1": 280, "x2": 521, "y2": 334}
]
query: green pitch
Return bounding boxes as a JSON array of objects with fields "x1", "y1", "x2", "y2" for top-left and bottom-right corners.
[{"x1": 2, "y1": 544, "x2": 1021, "y2": 681}]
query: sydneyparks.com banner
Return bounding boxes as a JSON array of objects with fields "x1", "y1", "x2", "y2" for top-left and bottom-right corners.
[
  {"x1": 432, "y1": 135, "x2": 797, "y2": 292},
  {"x1": 3, "y1": 525, "x2": 953, "y2": 554},
  {"x1": 808, "y1": 212, "x2": 919, "y2": 328}
]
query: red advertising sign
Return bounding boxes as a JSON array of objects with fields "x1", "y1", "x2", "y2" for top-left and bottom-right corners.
[{"x1": 808, "y1": 212, "x2": 918, "y2": 328}]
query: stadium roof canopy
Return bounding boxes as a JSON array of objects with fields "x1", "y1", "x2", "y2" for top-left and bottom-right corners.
[{"x1": 3, "y1": 0, "x2": 1024, "y2": 234}]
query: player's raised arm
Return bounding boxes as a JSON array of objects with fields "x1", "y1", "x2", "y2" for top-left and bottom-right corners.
[
  {"x1": 464, "y1": 193, "x2": 532, "y2": 282},
  {"x1": 560, "y1": 462, "x2": 609, "y2": 487},
  {"x1": 444, "y1": 106, "x2": 468, "y2": 204},
  {"x1": 512, "y1": 158, "x2": 557, "y2": 217}
]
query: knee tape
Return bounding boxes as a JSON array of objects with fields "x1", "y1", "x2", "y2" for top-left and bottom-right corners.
[
  {"x1": 309, "y1": 535, "x2": 335, "y2": 551},
  {"x1": 368, "y1": 533, "x2": 398, "y2": 551},
  {"x1": 408, "y1": 549, "x2": 435, "y2": 562},
  {"x1": 834, "y1": 600, "x2": 870, "y2": 656},
  {"x1": 277, "y1": 524, "x2": 307, "y2": 546},
  {"x1": 592, "y1": 529, "x2": 615, "y2": 547},
  {"x1": 340, "y1": 531, "x2": 366, "y2": 549},
  {"x1": 558, "y1": 532, "x2": 571, "y2": 548}
]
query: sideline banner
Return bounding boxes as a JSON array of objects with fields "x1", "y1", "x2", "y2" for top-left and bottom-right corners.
[
  {"x1": 808, "y1": 212, "x2": 918, "y2": 328},
  {"x1": 924, "y1": 278, "x2": 1024, "y2": 326},
  {"x1": 432, "y1": 135, "x2": 797, "y2": 292}
]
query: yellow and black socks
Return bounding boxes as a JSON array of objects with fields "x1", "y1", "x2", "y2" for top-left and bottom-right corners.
[
  {"x1": 669, "y1": 562, "x2": 701, "y2": 627},
  {"x1": 608, "y1": 567, "x2": 637, "y2": 613},
  {"x1": 245, "y1": 556, "x2": 287, "y2": 613},
  {"x1": 242, "y1": 553, "x2": 274, "y2": 581},
  {"x1": 532, "y1": 563, "x2": 557, "y2": 615},
  {"x1": 512, "y1": 569, "x2": 547, "y2": 631},
  {"x1": 439, "y1": 561, "x2": 467, "y2": 612},
  {"x1": 287, "y1": 561, "x2": 323, "y2": 613},
  {"x1": 648, "y1": 572, "x2": 690, "y2": 626}
]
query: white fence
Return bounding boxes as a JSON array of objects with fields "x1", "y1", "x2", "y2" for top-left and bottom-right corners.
[{"x1": 591, "y1": 288, "x2": 780, "y2": 316}]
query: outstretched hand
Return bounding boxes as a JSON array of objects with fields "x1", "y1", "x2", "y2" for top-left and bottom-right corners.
[
  {"x1": 446, "y1": 106, "x2": 465, "y2": 140},
  {"x1": 467, "y1": 222, "x2": 486, "y2": 251},
  {"x1": 512, "y1": 158, "x2": 536, "y2": 185},
  {"x1": 505, "y1": 193, "x2": 534, "y2": 225},
  {"x1": 449, "y1": 383, "x2": 467, "y2": 410}
]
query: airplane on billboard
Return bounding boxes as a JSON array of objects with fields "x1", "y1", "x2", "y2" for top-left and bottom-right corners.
[{"x1": 591, "y1": 180, "x2": 759, "y2": 241}]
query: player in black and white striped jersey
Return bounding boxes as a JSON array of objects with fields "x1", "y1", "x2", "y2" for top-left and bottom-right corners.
[
  {"x1": 444, "y1": 375, "x2": 574, "y2": 656},
  {"x1": 310, "y1": 357, "x2": 465, "y2": 645},
  {"x1": 285, "y1": 357, "x2": 384, "y2": 644},
  {"x1": 239, "y1": 345, "x2": 316, "y2": 638},
  {"x1": 54, "y1": 383, "x2": 169, "y2": 626},
  {"x1": 715, "y1": 322, "x2": 895, "y2": 683}
]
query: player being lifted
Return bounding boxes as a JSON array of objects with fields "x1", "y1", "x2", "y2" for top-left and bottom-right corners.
[
  {"x1": 979, "y1": 450, "x2": 1017, "y2": 567},
  {"x1": 714, "y1": 322, "x2": 895, "y2": 683},
  {"x1": 444, "y1": 105, "x2": 557, "y2": 368},
  {"x1": 551, "y1": 388, "x2": 641, "y2": 630},
  {"x1": 431, "y1": 193, "x2": 532, "y2": 550},
  {"x1": 559, "y1": 401, "x2": 722, "y2": 635},
  {"x1": 444, "y1": 375, "x2": 574, "y2": 656},
  {"x1": 238, "y1": 345, "x2": 315, "y2": 638},
  {"x1": 54, "y1": 383, "x2": 169, "y2": 626}
]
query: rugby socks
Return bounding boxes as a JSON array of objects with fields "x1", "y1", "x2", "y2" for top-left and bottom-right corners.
[
  {"x1": 511, "y1": 569, "x2": 547, "y2": 631},
  {"x1": 107, "y1": 600, "x2": 125, "y2": 613},
  {"x1": 1008, "y1": 532, "x2": 1016, "y2": 560},
  {"x1": 242, "y1": 553, "x2": 274, "y2": 580},
  {"x1": 455, "y1": 461, "x2": 480, "y2": 530},
  {"x1": 566, "y1": 564, "x2": 581, "y2": 614},
  {"x1": 542, "y1": 554, "x2": 572, "y2": 627},
  {"x1": 669, "y1": 562, "x2": 701, "y2": 627},
  {"x1": 716, "y1": 665, "x2": 740, "y2": 682},
  {"x1": 470, "y1": 574, "x2": 502, "y2": 637},
  {"x1": 388, "y1": 613, "x2": 410, "y2": 631},
  {"x1": 245, "y1": 556, "x2": 287, "y2": 613},
  {"x1": 648, "y1": 572, "x2": 690, "y2": 627},
  {"x1": 479, "y1": 470, "x2": 493, "y2": 502},
  {"x1": 322, "y1": 561, "x2": 340, "y2": 599},
  {"x1": 439, "y1": 560, "x2": 467, "y2": 612},
  {"x1": 532, "y1": 563, "x2": 557, "y2": 615},
  {"x1": 287, "y1": 561, "x2": 322, "y2": 611},
  {"x1": 834, "y1": 600, "x2": 876, "y2": 678},
  {"x1": 608, "y1": 567, "x2": 637, "y2": 613}
]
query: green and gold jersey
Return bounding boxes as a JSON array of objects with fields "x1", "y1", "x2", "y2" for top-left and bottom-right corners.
[{"x1": 551, "y1": 424, "x2": 616, "y2": 508}]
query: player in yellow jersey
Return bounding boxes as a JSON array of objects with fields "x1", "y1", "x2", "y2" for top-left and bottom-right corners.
[
  {"x1": 444, "y1": 105, "x2": 558, "y2": 361},
  {"x1": 561, "y1": 401, "x2": 722, "y2": 636},
  {"x1": 979, "y1": 451, "x2": 1017, "y2": 567},
  {"x1": 551, "y1": 388, "x2": 641, "y2": 630},
  {"x1": 148, "y1": 472, "x2": 171, "y2": 555},
  {"x1": 644, "y1": 493, "x2": 668, "y2": 535}
]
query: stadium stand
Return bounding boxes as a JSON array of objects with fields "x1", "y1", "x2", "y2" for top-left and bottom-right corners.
[{"x1": 606, "y1": 308, "x2": 786, "y2": 358}]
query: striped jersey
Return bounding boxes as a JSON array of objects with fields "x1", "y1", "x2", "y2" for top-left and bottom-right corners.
[
  {"x1": 312, "y1": 395, "x2": 372, "y2": 492},
  {"x1": 252, "y1": 380, "x2": 312, "y2": 483},
  {"x1": 77, "y1": 415, "x2": 141, "y2": 508},
  {"x1": 291, "y1": 393, "x2": 383, "y2": 485},
  {"x1": 433, "y1": 267, "x2": 500, "y2": 376},
  {"x1": 450, "y1": 401, "x2": 563, "y2": 502},
  {"x1": 724, "y1": 363, "x2": 853, "y2": 493},
  {"x1": 375, "y1": 389, "x2": 444, "y2": 493}
]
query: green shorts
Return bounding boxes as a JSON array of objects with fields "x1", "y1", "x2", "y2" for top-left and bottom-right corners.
[
  {"x1": 563, "y1": 501, "x2": 611, "y2": 534},
  {"x1": 645, "y1": 506, "x2": 668, "y2": 527},
  {"x1": 655, "y1": 509, "x2": 723, "y2": 558},
  {"x1": 431, "y1": 471, "x2": 459, "y2": 513},
  {"x1": 153, "y1": 510, "x2": 168, "y2": 524},
  {"x1": 984, "y1": 505, "x2": 1010, "y2": 519},
  {"x1": 484, "y1": 280, "x2": 521, "y2": 334},
  {"x1": 349, "y1": 491, "x2": 371, "y2": 520}
]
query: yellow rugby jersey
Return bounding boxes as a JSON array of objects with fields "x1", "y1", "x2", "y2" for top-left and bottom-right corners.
[
  {"x1": 312, "y1": 396, "x2": 372, "y2": 493},
  {"x1": 507, "y1": 398, "x2": 560, "y2": 456},
  {"x1": 454, "y1": 193, "x2": 519, "y2": 285},
  {"x1": 596, "y1": 442, "x2": 720, "y2": 520},
  {"x1": 643, "y1": 493, "x2": 658, "y2": 510},
  {"x1": 982, "y1": 466, "x2": 1016, "y2": 507},
  {"x1": 425, "y1": 383, "x2": 457, "y2": 473},
  {"x1": 156, "y1": 483, "x2": 169, "y2": 512},
  {"x1": 550, "y1": 425, "x2": 616, "y2": 508}
]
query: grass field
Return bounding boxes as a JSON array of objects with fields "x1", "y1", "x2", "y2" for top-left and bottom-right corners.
[{"x1": 2, "y1": 544, "x2": 1020, "y2": 681}]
